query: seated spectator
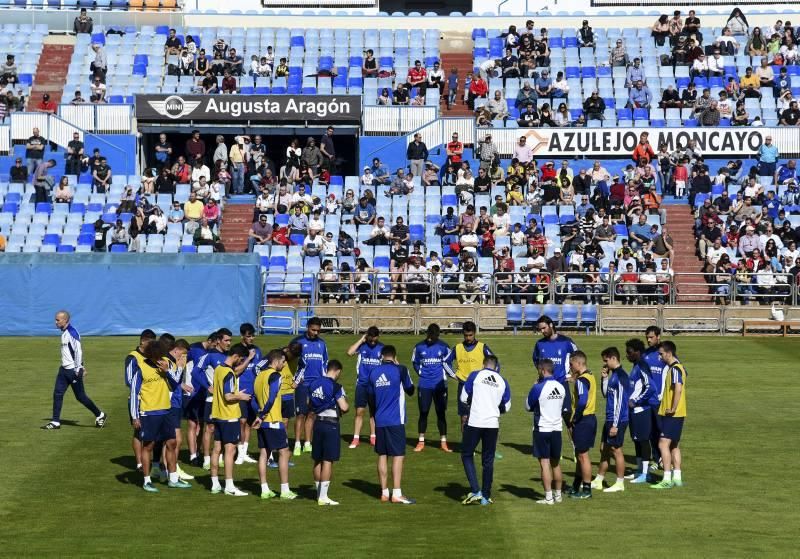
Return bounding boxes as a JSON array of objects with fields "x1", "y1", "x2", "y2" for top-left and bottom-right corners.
[
  {"x1": 535, "y1": 70, "x2": 553, "y2": 99},
  {"x1": 220, "y1": 70, "x2": 237, "y2": 94},
  {"x1": 183, "y1": 192, "x2": 204, "y2": 233},
  {"x1": 515, "y1": 81, "x2": 537, "y2": 109},
  {"x1": 578, "y1": 20, "x2": 595, "y2": 47},
  {"x1": 287, "y1": 205, "x2": 309, "y2": 236},
  {"x1": 110, "y1": 219, "x2": 129, "y2": 250},
  {"x1": 302, "y1": 230, "x2": 324, "y2": 257},
  {"x1": 388, "y1": 169, "x2": 413, "y2": 197},
  {"x1": 699, "y1": 100, "x2": 721, "y2": 126},
  {"x1": 609, "y1": 39, "x2": 629, "y2": 68},
  {"x1": 366, "y1": 216, "x2": 391, "y2": 246},
  {"x1": 485, "y1": 90, "x2": 509, "y2": 120},
  {"x1": 780, "y1": 101, "x2": 800, "y2": 126},
  {"x1": 168, "y1": 200, "x2": 184, "y2": 223},
  {"x1": 652, "y1": 14, "x2": 670, "y2": 46},
  {"x1": 500, "y1": 48, "x2": 519, "y2": 80},
  {"x1": 370, "y1": 158, "x2": 391, "y2": 184},
  {"x1": 203, "y1": 199, "x2": 220, "y2": 229},
  {"x1": 628, "y1": 81, "x2": 652, "y2": 109},
  {"x1": 53, "y1": 177, "x2": 73, "y2": 204},
  {"x1": 9, "y1": 157, "x2": 28, "y2": 183},
  {"x1": 92, "y1": 157, "x2": 111, "y2": 194},
  {"x1": 193, "y1": 217, "x2": 222, "y2": 251},
  {"x1": 393, "y1": 83, "x2": 410, "y2": 106},
  {"x1": 660, "y1": 85, "x2": 682, "y2": 108},
  {"x1": 146, "y1": 207, "x2": 167, "y2": 235},
  {"x1": 353, "y1": 197, "x2": 376, "y2": 226},
  {"x1": 583, "y1": 91, "x2": 605, "y2": 120}
]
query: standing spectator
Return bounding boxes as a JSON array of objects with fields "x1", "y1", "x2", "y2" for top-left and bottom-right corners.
[
  {"x1": 154, "y1": 133, "x2": 172, "y2": 168},
  {"x1": 65, "y1": 132, "x2": 85, "y2": 176},
  {"x1": 757, "y1": 136, "x2": 779, "y2": 177},
  {"x1": 73, "y1": 8, "x2": 93, "y2": 34},
  {"x1": 406, "y1": 133, "x2": 428, "y2": 178},
  {"x1": 632, "y1": 132, "x2": 655, "y2": 164},
  {"x1": 25, "y1": 127, "x2": 45, "y2": 177},
  {"x1": 90, "y1": 43, "x2": 107, "y2": 81},
  {"x1": 185, "y1": 130, "x2": 206, "y2": 164},
  {"x1": 301, "y1": 137, "x2": 322, "y2": 175},
  {"x1": 320, "y1": 126, "x2": 339, "y2": 174},
  {"x1": 477, "y1": 134, "x2": 499, "y2": 171},
  {"x1": 35, "y1": 93, "x2": 57, "y2": 114},
  {"x1": 33, "y1": 159, "x2": 56, "y2": 204}
]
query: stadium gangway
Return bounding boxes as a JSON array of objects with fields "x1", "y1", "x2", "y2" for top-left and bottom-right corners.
[
  {"x1": 493, "y1": 271, "x2": 553, "y2": 305},
  {"x1": 733, "y1": 272, "x2": 796, "y2": 306}
]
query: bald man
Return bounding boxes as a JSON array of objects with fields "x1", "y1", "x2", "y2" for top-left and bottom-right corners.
[{"x1": 42, "y1": 311, "x2": 106, "y2": 430}]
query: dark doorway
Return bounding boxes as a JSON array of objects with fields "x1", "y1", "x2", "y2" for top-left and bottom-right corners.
[{"x1": 379, "y1": 0, "x2": 470, "y2": 15}]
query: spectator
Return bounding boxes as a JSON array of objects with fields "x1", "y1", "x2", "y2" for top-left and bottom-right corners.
[
  {"x1": 628, "y1": 80, "x2": 652, "y2": 109},
  {"x1": 302, "y1": 229, "x2": 324, "y2": 258},
  {"x1": 406, "y1": 133, "x2": 428, "y2": 178},
  {"x1": 337, "y1": 229, "x2": 355, "y2": 258},
  {"x1": 423, "y1": 162, "x2": 440, "y2": 187},
  {"x1": 515, "y1": 80, "x2": 537, "y2": 108},
  {"x1": 757, "y1": 136, "x2": 780, "y2": 178},
  {"x1": 32, "y1": 159, "x2": 56, "y2": 204},
  {"x1": 485, "y1": 90, "x2": 509, "y2": 120},
  {"x1": 73, "y1": 8, "x2": 93, "y2": 34},
  {"x1": 535, "y1": 69, "x2": 553, "y2": 99},
  {"x1": 631, "y1": 132, "x2": 655, "y2": 165},
  {"x1": 780, "y1": 101, "x2": 800, "y2": 126},
  {"x1": 167, "y1": 200, "x2": 184, "y2": 224},
  {"x1": 609, "y1": 39, "x2": 629, "y2": 68},
  {"x1": 220, "y1": 70, "x2": 236, "y2": 94},
  {"x1": 353, "y1": 197, "x2": 376, "y2": 227},
  {"x1": 445, "y1": 133, "x2": 464, "y2": 167},
  {"x1": 458, "y1": 255, "x2": 483, "y2": 304},
  {"x1": 34, "y1": 93, "x2": 56, "y2": 114},
  {"x1": 90, "y1": 43, "x2": 107, "y2": 81},
  {"x1": 518, "y1": 101, "x2": 540, "y2": 127},
  {"x1": 583, "y1": 91, "x2": 605, "y2": 120},
  {"x1": 9, "y1": 157, "x2": 27, "y2": 183},
  {"x1": 366, "y1": 216, "x2": 391, "y2": 246},
  {"x1": 183, "y1": 192, "x2": 204, "y2": 233},
  {"x1": 651, "y1": 14, "x2": 670, "y2": 46},
  {"x1": 659, "y1": 85, "x2": 681, "y2": 109},
  {"x1": 300, "y1": 137, "x2": 322, "y2": 175},
  {"x1": 193, "y1": 217, "x2": 222, "y2": 251},
  {"x1": 203, "y1": 199, "x2": 220, "y2": 229},
  {"x1": 362, "y1": 49, "x2": 377, "y2": 77},
  {"x1": 185, "y1": 130, "x2": 206, "y2": 164},
  {"x1": 406, "y1": 59, "x2": 427, "y2": 93},
  {"x1": 446, "y1": 67, "x2": 458, "y2": 109},
  {"x1": 224, "y1": 48, "x2": 243, "y2": 76},
  {"x1": 699, "y1": 100, "x2": 721, "y2": 126},
  {"x1": 53, "y1": 176, "x2": 74, "y2": 204},
  {"x1": 500, "y1": 47, "x2": 519, "y2": 81},
  {"x1": 552, "y1": 71, "x2": 569, "y2": 99},
  {"x1": 726, "y1": 8, "x2": 749, "y2": 36},
  {"x1": 467, "y1": 73, "x2": 488, "y2": 109},
  {"x1": 25, "y1": 127, "x2": 46, "y2": 177},
  {"x1": 578, "y1": 20, "x2": 595, "y2": 47},
  {"x1": 109, "y1": 219, "x2": 129, "y2": 250}
]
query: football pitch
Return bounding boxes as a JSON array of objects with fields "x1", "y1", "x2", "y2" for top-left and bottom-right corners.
[{"x1": 0, "y1": 334, "x2": 795, "y2": 557}]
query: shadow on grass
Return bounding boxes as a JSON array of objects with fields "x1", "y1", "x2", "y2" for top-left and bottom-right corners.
[
  {"x1": 498, "y1": 483, "x2": 542, "y2": 500},
  {"x1": 500, "y1": 441, "x2": 532, "y2": 455},
  {"x1": 342, "y1": 478, "x2": 382, "y2": 498},
  {"x1": 433, "y1": 481, "x2": 468, "y2": 502},
  {"x1": 110, "y1": 455, "x2": 138, "y2": 470},
  {"x1": 115, "y1": 471, "x2": 141, "y2": 485},
  {"x1": 40, "y1": 419, "x2": 91, "y2": 428}
]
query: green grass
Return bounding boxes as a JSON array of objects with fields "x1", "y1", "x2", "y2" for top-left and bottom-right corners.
[{"x1": 0, "y1": 334, "x2": 796, "y2": 557}]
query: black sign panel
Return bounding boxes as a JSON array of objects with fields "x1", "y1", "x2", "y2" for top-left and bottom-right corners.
[{"x1": 134, "y1": 94, "x2": 362, "y2": 123}]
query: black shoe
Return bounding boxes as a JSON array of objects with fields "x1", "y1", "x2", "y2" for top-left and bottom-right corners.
[
  {"x1": 190, "y1": 456, "x2": 202, "y2": 467},
  {"x1": 95, "y1": 413, "x2": 107, "y2": 428},
  {"x1": 569, "y1": 488, "x2": 592, "y2": 499},
  {"x1": 565, "y1": 485, "x2": 580, "y2": 496}
]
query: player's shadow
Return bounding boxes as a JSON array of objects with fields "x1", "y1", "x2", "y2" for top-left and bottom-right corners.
[
  {"x1": 433, "y1": 482, "x2": 468, "y2": 502},
  {"x1": 40, "y1": 418, "x2": 89, "y2": 428},
  {"x1": 500, "y1": 442, "x2": 532, "y2": 455},
  {"x1": 498, "y1": 483, "x2": 542, "y2": 500},
  {"x1": 110, "y1": 455, "x2": 138, "y2": 470},
  {"x1": 114, "y1": 470, "x2": 140, "y2": 485},
  {"x1": 343, "y1": 478, "x2": 382, "y2": 498},
  {"x1": 295, "y1": 483, "x2": 319, "y2": 500}
]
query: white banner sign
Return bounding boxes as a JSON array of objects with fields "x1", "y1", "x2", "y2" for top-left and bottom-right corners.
[{"x1": 485, "y1": 127, "x2": 797, "y2": 158}]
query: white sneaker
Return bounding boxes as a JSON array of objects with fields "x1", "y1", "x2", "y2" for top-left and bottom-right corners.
[
  {"x1": 603, "y1": 482, "x2": 625, "y2": 493},
  {"x1": 624, "y1": 473, "x2": 636, "y2": 480},
  {"x1": 536, "y1": 498, "x2": 554, "y2": 506},
  {"x1": 224, "y1": 487, "x2": 249, "y2": 497},
  {"x1": 318, "y1": 496, "x2": 339, "y2": 506},
  {"x1": 218, "y1": 456, "x2": 225, "y2": 467},
  {"x1": 211, "y1": 485, "x2": 222, "y2": 494},
  {"x1": 554, "y1": 493, "x2": 563, "y2": 503},
  {"x1": 177, "y1": 467, "x2": 194, "y2": 481},
  {"x1": 241, "y1": 454, "x2": 258, "y2": 463},
  {"x1": 590, "y1": 478, "x2": 604, "y2": 490},
  {"x1": 235, "y1": 455, "x2": 245, "y2": 465}
]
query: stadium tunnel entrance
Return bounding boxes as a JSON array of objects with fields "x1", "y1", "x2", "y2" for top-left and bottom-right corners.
[{"x1": 138, "y1": 126, "x2": 360, "y2": 179}]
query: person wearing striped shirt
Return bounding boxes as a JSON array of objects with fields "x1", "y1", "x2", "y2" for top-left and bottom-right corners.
[
  {"x1": 459, "y1": 355, "x2": 511, "y2": 506},
  {"x1": 124, "y1": 329, "x2": 156, "y2": 471},
  {"x1": 591, "y1": 347, "x2": 630, "y2": 493},
  {"x1": 42, "y1": 311, "x2": 106, "y2": 430},
  {"x1": 566, "y1": 351, "x2": 597, "y2": 500},
  {"x1": 651, "y1": 341, "x2": 688, "y2": 490}
]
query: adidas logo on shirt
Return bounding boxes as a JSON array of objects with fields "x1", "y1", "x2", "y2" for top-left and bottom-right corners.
[
  {"x1": 375, "y1": 374, "x2": 390, "y2": 387},
  {"x1": 546, "y1": 387, "x2": 562, "y2": 400},
  {"x1": 481, "y1": 374, "x2": 499, "y2": 387},
  {"x1": 312, "y1": 387, "x2": 325, "y2": 400}
]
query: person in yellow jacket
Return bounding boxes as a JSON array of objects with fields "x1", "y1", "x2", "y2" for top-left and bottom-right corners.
[
  {"x1": 209, "y1": 344, "x2": 252, "y2": 497},
  {"x1": 445, "y1": 321, "x2": 495, "y2": 431},
  {"x1": 651, "y1": 341, "x2": 687, "y2": 490},
  {"x1": 566, "y1": 351, "x2": 597, "y2": 500}
]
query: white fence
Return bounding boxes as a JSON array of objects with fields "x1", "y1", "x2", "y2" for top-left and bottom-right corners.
[{"x1": 363, "y1": 106, "x2": 438, "y2": 135}]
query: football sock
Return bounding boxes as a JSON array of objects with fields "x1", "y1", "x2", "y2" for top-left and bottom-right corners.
[
  {"x1": 554, "y1": 489, "x2": 562, "y2": 499},
  {"x1": 203, "y1": 455, "x2": 210, "y2": 466},
  {"x1": 352, "y1": 435, "x2": 360, "y2": 441},
  {"x1": 137, "y1": 463, "x2": 142, "y2": 470},
  {"x1": 225, "y1": 478, "x2": 235, "y2": 491},
  {"x1": 594, "y1": 474, "x2": 604, "y2": 482},
  {"x1": 280, "y1": 483, "x2": 289, "y2": 494},
  {"x1": 238, "y1": 444, "x2": 245, "y2": 456},
  {"x1": 316, "y1": 482, "x2": 321, "y2": 498},
  {"x1": 663, "y1": 471, "x2": 672, "y2": 482},
  {"x1": 582, "y1": 482, "x2": 591, "y2": 491},
  {"x1": 392, "y1": 488, "x2": 402, "y2": 498},
  {"x1": 440, "y1": 436, "x2": 447, "y2": 442},
  {"x1": 261, "y1": 483, "x2": 270, "y2": 494},
  {"x1": 641, "y1": 460, "x2": 650, "y2": 474},
  {"x1": 382, "y1": 488, "x2": 390, "y2": 498},
  {"x1": 545, "y1": 491, "x2": 553, "y2": 501},
  {"x1": 418, "y1": 435, "x2": 425, "y2": 442},
  {"x1": 143, "y1": 476, "x2": 151, "y2": 485},
  {"x1": 189, "y1": 453, "x2": 197, "y2": 461},
  {"x1": 169, "y1": 472, "x2": 178, "y2": 483},
  {"x1": 319, "y1": 481, "x2": 330, "y2": 500},
  {"x1": 211, "y1": 476, "x2": 220, "y2": 487},
  {"x1": 673, "y1": 470, "x2": 682, "y2": 481}
]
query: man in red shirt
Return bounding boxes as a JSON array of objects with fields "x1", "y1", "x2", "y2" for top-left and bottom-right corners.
[
  {"x1": 467, "y1": 74, "x2": 488, "y2": 109},
  {"x1": 406, "y1": 60, "x2": 427, "y2": 93},
  {"x1": 185, "y1": 130, "x2": 206, "y2": 164},
  {"x1": 618, "y1": 262, "x2": 639, "y2": 304},
  {"x1": 631, "y1": 132, "x2": 655, "y2": 164},
  {"x1": 36, "y1": 93, "x2": 57, "y2": 114},
  {"x1": 221, "y1": 70, "x2": 237, "y2": 94},
  {"x1": 446, "y1": 132, "x2": 463, "y2": 166}
]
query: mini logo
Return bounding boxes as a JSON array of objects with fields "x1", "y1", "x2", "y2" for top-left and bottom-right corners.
[
  {"x1": 375, "y1": 374, "x2": 390, "y2": 388},
  {"x1": 147, "y1": 95, "x2": 202, "y2": 119}
]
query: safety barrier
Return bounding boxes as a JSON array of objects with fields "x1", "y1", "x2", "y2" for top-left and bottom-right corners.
[
  {"x1": 661, "y1": 306, "x2": 725, "y2": 334},
  {"x1": 57, "y1": 104, "x2": 134, "y2": 134},
  {"x1": 362, "y1": 106, "x2": 438, "y2": 135},
  {"x1": 258, "y1": 303, "x2": 299, "y2": 334}
]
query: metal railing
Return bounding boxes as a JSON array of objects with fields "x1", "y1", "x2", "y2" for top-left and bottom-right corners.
[
  {"x1": 57, "y1": 104, "x2": 133, "y2": 134},
  {"x1": 362, "y1": 106, "x2": 438, "y2": 135}
]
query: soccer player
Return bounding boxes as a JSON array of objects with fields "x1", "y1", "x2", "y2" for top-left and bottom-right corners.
[
  {"x1": 643, "y1": 325, "x2": 667, "y2": 469},
  {"x1": 411, "y1": 323, "x2": 453, "y2": 452},
  {"x1": 566, "y1": 351, "x2": 597, "y2": 500},
  {"x1": 253, "y1": 349, "x2": 298, "y2": 501},
  {"x1": 346, "y1": 326, "x2": 383, "y2": 448},
  {"x1": 210, "y1": 343, "x2": 252, "y2": 496},
  {"x1": 445, "y1": 321, "x2": 495, "y2": 432},
  {"x1": 532, "y1": 315, "x2": 578, "y2": 384},
  {"x1": 279, "y1": 342, "x2": 301, "y2": 448},
  {"x1": 185, "y1": 331, "x2": 219, "y2": 466},
  {"x1": 309, "y1": 360, "x2": 349, "y2": 506},
  {"x1": 591, "y1": 347, "x2": 630, "y2": 493},
  {"x1": 42, "y1": 311, "x2": 106, "y2": 430},
  {"x1": 236, "y1": 323, "x2": 262, "y2": 465},
  {"x1": 651, "y1": 340, "x2": 687, "y2": 490},
  {"x1": 367, "y1": 345, "x2": 416, "y2": 505},
  {"x1": 129, "y1": 342, "x2": 190, "y2": 492},
  {"x1": 526, "y1": 359, "x2": 569, "y2": 505},
  {"x1": 291, "y1": 317, "x2": 329, "y2": 456},
  {"x1": 124, "y1": 329, "x2": 156, "y2": 469},
  {"x1": 625, "y1": 338, "x2": 657, "y2": 483},
  {"x1": 459, "y1": 355, "x2": 511, "y2": 506}
]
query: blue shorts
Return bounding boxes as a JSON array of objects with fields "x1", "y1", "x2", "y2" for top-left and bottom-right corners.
[
  {"x1": 295, "y1": 383, "x2": 310, "y2": 415},
  {"x1": 657, "y1": 416, "x2": 684, "y2": 443},
  {"x1": 311, "y1": 419, "x2": 341, "y2": 462},
  {"x1": 418, "y1": 382, "x2": 448, "y2": 415},
  {"x1": 457, "y1": 381, "x2": 469, "y2": 416},
  {"x1": 630, "y1": 410, "x2": 652, "y2": 442},
  {"x1": 204, "y1": 400, "x2": 214, "y2": 423},
  {"x1": 375, "y1": 425, "x2": 406, "y2": 456},
  {"x1": 257, "y1": 424, "x2": 289, "y2": 451},
  {"x1": 572, "y1": 415, "x2": 597, "y2": 453},
  {"x1": 533, "y1": 431, "x2": 562, "y2": 460},
  {"x1": 281, "y1": 395, "x2": 296, "y2": 419},
  {"x1": 239, "y1": 400, "x2": 257, "y2": 424},
  {"x1": 602, "y1": 421, "x2": 628, "y2": 448},
  {"x1": 214, "y1": 420, "x2": 241, "y2": 445},
  {"x1": 167, "y1": 407, "x2": 182, "y2": 431},
  {"x1": 139, "y1": 414, "x2": 175, "y2": 443},
  {"x1": 355, "y1": 384, "x2": 369, "y2": 409},
  {"x1": 183, "y1": 393, "x2": 205, "y2": 421}
]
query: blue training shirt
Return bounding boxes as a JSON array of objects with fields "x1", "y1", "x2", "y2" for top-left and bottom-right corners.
[
  {"x1": 628, "y1": 359, "x2": 657, "y2": 412},
  {"x1": 195, "y1": 350, "x2": 227, "y2": 401},
  {"x1": 239, "y1": 343, "x2": 262, "y2": 396},
  {"x1": 411, "y1": 339, "x2": 452, "y2": 389},
  {"x1": 642, "y1": 346, "x2": 666, "y2": 402},
  {"x1": 291, "y1": 333, "x2": 329, "y2": 384},
  {"x1": 367, "y1": 361, "x2": 415, "y2": 427},
  {"x1": 532, "y1": 334, "x2": 578, "y2": 383},
  {"x1": 187, "y1": 342, "x2": 209, "y2": 396},
  {"x1": 602, "y1": 366, "x2": 630, "y2": 426},
  {"x1": 309, "y1": 376, "x2": 346, "y2": 416},
  {"x1": 356, "y1": 341, "x2": 384, "y2": 386}
]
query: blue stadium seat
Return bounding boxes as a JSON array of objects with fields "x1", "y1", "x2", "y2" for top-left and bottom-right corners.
[{"x1": 506, "y1": 304, "x2": 523, "y2": 332}]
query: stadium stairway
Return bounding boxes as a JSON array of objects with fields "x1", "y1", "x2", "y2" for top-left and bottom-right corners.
[
  {"x1": 219, "y1": 196, "x2": 255, "y2": 252},
  {"x1": 665, "y1": 203, "x2": 706, "y2": 304},
  {"x1": 440, "y1": 52, "x2": 473, "y2": 117},
  {"x1": 26, "y1": 39, "x2": 74, "y2": 109}
]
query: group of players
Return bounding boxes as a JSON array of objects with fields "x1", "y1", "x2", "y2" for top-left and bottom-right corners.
[{"x1": 124, "y1": 316, "x2": 687, "y2": 505}]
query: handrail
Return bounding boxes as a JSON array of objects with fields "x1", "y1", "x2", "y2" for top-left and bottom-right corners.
[{"x1": 362, "y1": 115, "x2": 440, "y2": 162}]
